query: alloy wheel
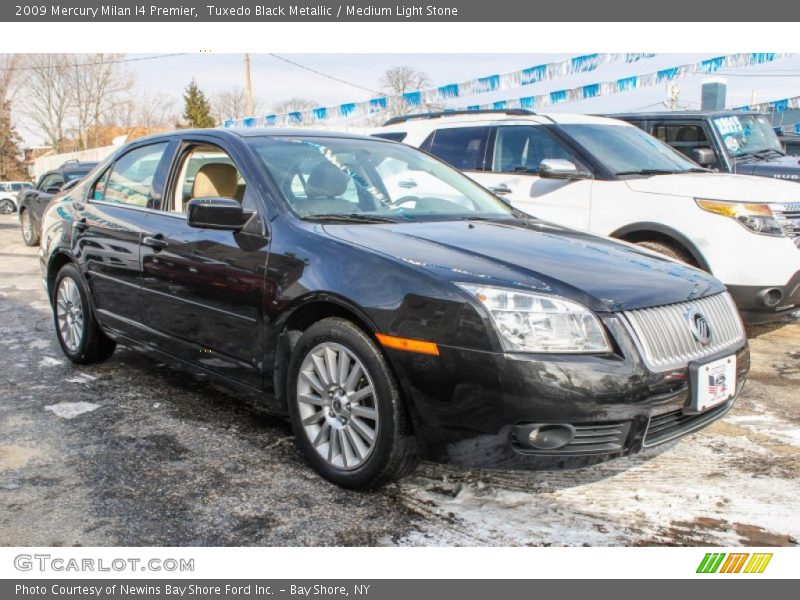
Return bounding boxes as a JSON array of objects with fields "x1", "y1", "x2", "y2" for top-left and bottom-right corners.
[
  {"x1": 0, "y1": 200, "x2": 13, "y2": 215},
  {"x1": 295, "y1": 342, "x2": 379, "y2": 471},
  {"x1": 56, "y1": 277, "x2": 84, "y2": 353},
  {"x1": 22, "y1": 212, "x2": 33, "y2": 242}
]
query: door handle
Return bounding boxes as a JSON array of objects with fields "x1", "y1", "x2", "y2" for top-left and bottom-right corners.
[
  {"x1": 143, "y1": 235, "x2": 169, "y2": 250},
  {"x1": 74, "y1": 218, "x2": 88, "y2": 232},
  {"x1": 489, "y1": 184, "x2": 512, "y2": 195}
]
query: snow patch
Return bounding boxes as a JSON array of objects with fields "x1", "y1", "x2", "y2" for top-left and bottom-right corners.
[
  {"x1": 44, "y1": 402, "x2": 100, "y2": 419},
  {"x1": 39, "y1": 356, "x2": 63, "y2": 368}
]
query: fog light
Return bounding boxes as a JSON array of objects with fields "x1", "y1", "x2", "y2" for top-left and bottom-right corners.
[
  {"x1": 524, "y1": 424, "x2": 575, "y2": 450},
  {"x1": 759, "y1": 288, "x2": 783, "y2": 307}
]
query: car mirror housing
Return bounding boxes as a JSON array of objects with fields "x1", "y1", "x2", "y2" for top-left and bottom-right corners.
[
  {"x1": 539, "y1": 159, "x2": 592, "y2": 180},
  {"x1": 691, "y1": 147, "x2": 716, "y2": 166},
  {"x1": 186, "y1": 197, "x2": 249, "y2": 230},
  {"x1": 45, "y1": 185, "x2": 63, "y2": 194}
]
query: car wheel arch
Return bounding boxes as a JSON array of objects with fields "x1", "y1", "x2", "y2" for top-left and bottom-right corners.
[
  {"x1": 269, "y1": 295, "x2": 415, "y2": 431},
  {"x1": 610, "y1": 222, "x2": 711, "y2": 272}
]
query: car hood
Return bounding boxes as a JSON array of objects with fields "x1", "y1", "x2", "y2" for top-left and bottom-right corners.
[
  {"x1": 624, "y1": 171, "x2": 800, "y2": 202},
  {"x1": 734, "y1": 155, "x2": 800, "y2": 182},
  {"x1": 323, "y1": 219, "x2": 723, "y2": 313}
]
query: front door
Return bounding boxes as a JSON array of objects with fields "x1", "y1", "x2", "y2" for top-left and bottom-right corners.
[
  {"x1": 139, "y1": 142, "x2": 269, "y2": 389},
  {"x1": 476, "y1": 125, "x2": 593, "y2": 231}
]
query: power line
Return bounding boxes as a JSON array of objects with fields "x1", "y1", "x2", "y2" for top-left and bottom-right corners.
[
  {"x1": 267, "y1": 53, "x2": 381, "y2": 95},
  {"x1": 0, "y1": 53, "x2": 187, "y2": 72}
]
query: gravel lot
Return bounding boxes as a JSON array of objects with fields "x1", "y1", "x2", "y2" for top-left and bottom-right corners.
[{"x1": 1, "y1": 212, "x2": 798, "y2": 546}]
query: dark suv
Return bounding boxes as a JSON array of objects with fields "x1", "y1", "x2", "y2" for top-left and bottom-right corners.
[
  {"x1": 18, "y1": 160, "x2": 98, "y2": 246},
  {"x1": 40, "y1": 128, "x2": 748, "y2": 488},
  {"x1": 613, "y1": 111, "x2": 800, "y2": 182}
]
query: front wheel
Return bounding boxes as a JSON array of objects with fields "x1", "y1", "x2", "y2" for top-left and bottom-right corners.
[
  {"x1": 287, "y1": 318, "x2": 419, "y2": 489},
  {"x1": 635, "y1": 240, "x2": 699, "y2": 269},
  {"x1": 0, "y1": 199, "x2": 14, "y2": 215},
  {"x1": 52, "y1": 264, "x2": 116, "y2": 364},
  {"x1": 20, "y1": 210, "x2": 40, "y2": 246}
]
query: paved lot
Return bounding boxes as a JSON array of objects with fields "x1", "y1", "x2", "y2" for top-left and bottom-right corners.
[{"x1": 0, "y1": 213, "x2": 798, "y2": 546}]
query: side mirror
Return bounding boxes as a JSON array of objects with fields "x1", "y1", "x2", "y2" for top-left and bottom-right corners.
[
  {"x1": 691, "y1": 147, "x2": 715, "y2": 166},
  {"x1": 186, "y1": 197, "x2": 249, "y2": 230},
  {"x1": 46, "y1": 185, "x2": 63, "y2": 194},
  {"x1": 539, "y1": 159, "x2": 592, "y2": 180}
]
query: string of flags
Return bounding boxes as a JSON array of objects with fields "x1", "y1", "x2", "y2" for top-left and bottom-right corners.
[
  {"x1": 223, "y1": 53, "x2": 657, "y2": 128},
  {"x1": 223, "y1": 53, "x2": 791, "y2": 128},
  {"x1": 734, "y1": 94, "x2": 800, "y2": 114}
]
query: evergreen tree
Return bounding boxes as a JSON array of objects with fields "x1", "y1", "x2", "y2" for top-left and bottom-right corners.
[
  {"x1": 0, "y1": 101, "x2": 28, "y2": 181},
  {"x1": 182, "y1": 79, "x2": 215, "y2": 128}
]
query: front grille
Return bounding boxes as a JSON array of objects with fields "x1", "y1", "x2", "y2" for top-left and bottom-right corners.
[
  {"x1": 621, "y1": 292, "x2": 745, "y2": 372},
  {"x1": 643, "y1": 401, "x2": 732, "y2": 447},
  {"x1": 513, "y1": 421, "x2": 631, "y2": 455},
  {"x1": 776, "y1": 202, "x2": 800, "y2": 238}
]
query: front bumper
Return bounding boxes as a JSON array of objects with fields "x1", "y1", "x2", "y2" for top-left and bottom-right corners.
[
  {"x1": 386, "y1": 317, "x2": 750, "y2": 470},
  {"x1": 727, "y1": 270, "x2": 800, "y2": 324}
]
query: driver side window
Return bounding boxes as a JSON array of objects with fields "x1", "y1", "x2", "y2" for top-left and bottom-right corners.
[
  {"x1": 492, "y1": 126, "x2": 577, "y2": 174},
  {"x1": 170, "y1": 145, "x2": 253, "y2": 214}
]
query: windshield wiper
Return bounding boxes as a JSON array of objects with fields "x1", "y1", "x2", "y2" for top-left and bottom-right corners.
[
  {"x1": 614, "y1": 168, "x2": 682, "y2": 176},
  {"x1": 303, "y1": 213, "x2": 399, "y2": 224}
]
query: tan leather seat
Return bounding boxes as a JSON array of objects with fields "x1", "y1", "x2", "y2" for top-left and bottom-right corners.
[{"x1": 192, "y1": 163, "x2": 239, "y2": 199}]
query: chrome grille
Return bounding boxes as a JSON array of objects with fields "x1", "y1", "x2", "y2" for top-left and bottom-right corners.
[
  {"x1": 621, "y1": 292, "x2": 745, "y2": 372},
  {"x1": 775, "y1": 202, "x2": 800, "y2": 238}
]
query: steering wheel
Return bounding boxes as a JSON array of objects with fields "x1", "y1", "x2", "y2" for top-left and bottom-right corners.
[{"x1": 386, "y1": 195, "x2": 420, "y2": 209}]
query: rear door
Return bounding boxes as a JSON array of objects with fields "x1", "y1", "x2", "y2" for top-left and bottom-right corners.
[
  {"x1": 75, "y1": 141, "x2": 173, "y2": 339},
  {"x1": 138, "y1": 137, "x2": 270, "y2": 389}
]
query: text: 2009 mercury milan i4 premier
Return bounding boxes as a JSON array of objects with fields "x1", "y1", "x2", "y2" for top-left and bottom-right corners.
[{"x1": 39, "y1": 129, "x2": 749, "y2": 488}]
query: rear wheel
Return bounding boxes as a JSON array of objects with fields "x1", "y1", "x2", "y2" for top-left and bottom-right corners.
[
  {"x1": 0, "y1": 199, "x2": 14, "y2": 215},
  {"x1": 20, "y1": 210, "x2": 39, "y2": 246},
  {"x1": 635, "y1": 240, "x2": 699, "y2": 268},
  {"x1": 53, "y1": 264, "x2": 116, "y2": 364},
  {"x1": 287, "y1": 317, "x2": 419, "y2": 489}
]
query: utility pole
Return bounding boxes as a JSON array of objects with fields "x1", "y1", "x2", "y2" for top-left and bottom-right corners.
[{"x1": 243, "y1": 53, "x2": 254, "y2": 116}]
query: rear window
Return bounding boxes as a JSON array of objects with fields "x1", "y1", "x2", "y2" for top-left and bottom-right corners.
[{"x1": 424, "y1": 127, "x2": 490, "y2": 171}]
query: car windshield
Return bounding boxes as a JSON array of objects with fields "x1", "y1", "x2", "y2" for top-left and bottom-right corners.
[
  {"x1": 559, "y1": 123, "x2": 699, "y2": 176},
  {"x1": 711, "y1": 114, "x2": 784, "y2": 158},
  {"x1": 246, "y1": 136, "x2": 516, "y2": 222}
]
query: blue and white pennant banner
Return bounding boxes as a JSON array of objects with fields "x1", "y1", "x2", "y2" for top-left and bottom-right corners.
[
  {"x1": 734, "y1": 94, "x2": 800, "y2": 113},
  {"x1": 451, "y1": 53, "x2": 790, "y2": 115},
  {"x1": 223, "y1": 53, "x2": 657, "y2": 127}
]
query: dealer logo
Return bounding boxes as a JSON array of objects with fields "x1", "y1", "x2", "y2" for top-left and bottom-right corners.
[
  {"x1": 686, "y1": 309, "x2": 712, "y2": 345},
  {"x1": 697, "y1": 552, "x2": 772, "y2": 573}
]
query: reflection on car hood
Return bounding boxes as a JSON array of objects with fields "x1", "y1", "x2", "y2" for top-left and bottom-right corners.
[
  {"x1": 624, "y1": 171, "x2": 800, "y2": 201},
  {"x1": 324, "y1": 218, "x2": 723, "y2": 312}
]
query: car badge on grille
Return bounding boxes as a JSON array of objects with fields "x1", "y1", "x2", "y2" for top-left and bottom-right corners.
[{"x1": 685, "y1": 308, "x2": 712, "y2": 345}]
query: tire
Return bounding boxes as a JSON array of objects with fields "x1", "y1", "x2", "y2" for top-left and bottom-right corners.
[
  {"x1": 287, "y1": 317, "x2": 419, "y2": 489},
  {"x1": 20, "y1": 209, "x2": 40, "y2": 246},
  {"x1": 635, "y1": 240, "x2": 699, "y2": 268},
  {"x1": 0, "y1": 199, "x2": 14, "y2": 215},
  {"x1": 52, "y1": 263, "x2": 116, "y2": 364}
]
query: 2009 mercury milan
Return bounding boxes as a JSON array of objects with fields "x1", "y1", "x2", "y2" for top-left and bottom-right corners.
[{"x1": 40, "y1": 128, "x2": 749, "y2": 488}]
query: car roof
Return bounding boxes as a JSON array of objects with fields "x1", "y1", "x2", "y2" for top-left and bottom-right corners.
[
  {"x1": 378, "y1": 112, "x2": 629, "y2": 131},
  {"x1": 126, "y1": 127, "x2": 382, "y2": 146},
  {"x1": 608, "y1": 110, "x2": 768, "y2": 119}
]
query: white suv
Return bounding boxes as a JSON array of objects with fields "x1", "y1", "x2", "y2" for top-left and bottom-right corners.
[{"x1": 374, "y1": 110, "x2": 800, "y2": 324}]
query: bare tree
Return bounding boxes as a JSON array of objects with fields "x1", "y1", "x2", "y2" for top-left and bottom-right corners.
[
  {"x1": 212, "y1": 87, "x2": 263, "y2": 124},
  {"x1": 67, "y1": 53, "x2": 133, "y2": 150},
  {"x1": 271, "y1": 97, "x2": 318, "y2": 115},
  {"x1": 20, "y1": 54, "x2": 73, "y2": 152},
  {"x1": 379, "y1": 66, "x2": 439, "y2": 118},
  {"x1": 114, "y1": 91, "x2": 179, "y2": 130},
  {"x1": 0, "y1": 54, "x2": 22, "y2": 106}
]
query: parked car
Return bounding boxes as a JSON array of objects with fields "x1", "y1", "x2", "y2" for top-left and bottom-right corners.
[
  {"x1": 18, "y1": 160, "x2": 98, "y2": 246},
  {"x1": 375, "y1": 109, "x2": 800, "y2": 324},
  {"x1": 0, "y1": 181, "x2": 32, "y2": 214},
  {"x1": 612, "y1": 110, "x2": 800, "y2": 183},
  {"x1": 778, "y1": 130, "x2": 800, "y2": 156},
  {"x1": 40, "y1": 128, "x2": 749, "y2": 488}
]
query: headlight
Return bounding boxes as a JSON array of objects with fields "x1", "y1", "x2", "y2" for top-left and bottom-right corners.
[
  {"x1": 695, "y1": 199, "x2": 786, "y2": 237},
  {"x1": 456, "y1": 283, "x2": 610, "y2": 353}
]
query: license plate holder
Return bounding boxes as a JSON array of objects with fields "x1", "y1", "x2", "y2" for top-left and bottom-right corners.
[{"x1": 687, "y1": 354, "x2": 737, "y2": 414}]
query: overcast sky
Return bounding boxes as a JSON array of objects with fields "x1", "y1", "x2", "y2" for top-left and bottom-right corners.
[{"x1": 13, "y1": 52, "x2": 800, "y2": 145}]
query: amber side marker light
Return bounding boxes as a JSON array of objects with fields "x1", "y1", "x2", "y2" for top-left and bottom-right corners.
[{"x1": 375, "y1": 333, "x2": 440, "y2": 356}]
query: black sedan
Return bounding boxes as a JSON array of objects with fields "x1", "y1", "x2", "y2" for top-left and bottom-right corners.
[{"x1": 39, "y1": 128, "x2": 749, "y2": 488}]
